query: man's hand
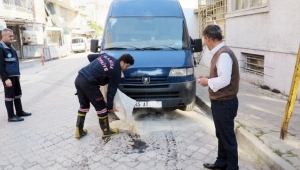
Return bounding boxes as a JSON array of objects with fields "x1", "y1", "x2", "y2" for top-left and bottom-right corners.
[
  {"x1": 5, "y1": 79, "x2": 12, "y2": 87},
  {"x1": 108, "y1": 108, "x2": 118, "y2": 113},
  {"x1": 199, "y1": 76, "x2": 210, "y2": 79},
  {"x1": 198, "y1": 77, "x2": 208, "y2": 87}
]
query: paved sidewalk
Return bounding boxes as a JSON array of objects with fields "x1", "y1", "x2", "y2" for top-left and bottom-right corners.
[
  {"x1": 194, "y1": 65, "x2": 300, "y2": 170},
  {"x1": 0, "y1": 54, "x2": 266, "y2": 170}
]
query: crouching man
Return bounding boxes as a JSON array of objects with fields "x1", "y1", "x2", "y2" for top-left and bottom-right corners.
[{"x1": 75, "y1": 53, "x2": 134, "y2": 138}]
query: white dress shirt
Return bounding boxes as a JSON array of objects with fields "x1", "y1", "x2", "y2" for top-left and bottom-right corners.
[{"x1": 207, "y1": 42, "x2": 233, "y2": 92}]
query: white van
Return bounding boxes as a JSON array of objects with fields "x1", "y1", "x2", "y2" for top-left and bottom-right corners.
[{"x1": 71, "y1": 37, "x2": 88, "y2": 52}]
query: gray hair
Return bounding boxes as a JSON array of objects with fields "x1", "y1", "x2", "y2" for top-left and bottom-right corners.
[
  {"x1": 1, "y1": 28, "x2": 13, "y2": 36},
  {"x1": 202, "y1": 25, "x2": 222, "y2": 41}
]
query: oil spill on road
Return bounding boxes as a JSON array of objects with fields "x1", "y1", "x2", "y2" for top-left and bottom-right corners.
[{"x1": 128, "y1": 133, "x2": 148, "y2": 154}]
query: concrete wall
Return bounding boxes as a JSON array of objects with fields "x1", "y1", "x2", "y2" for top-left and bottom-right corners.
[
  {"x1": 224, "y1": 0, "x2": 300, "y2": 96},
  {"x1": 0, "y1": 1, "x2": 3, "y2": 12},
  {"x1": 33, "y1": 0, "x2": 46, "y2": 24},
  {"x1": 179, "y1": 0, "x2": 199, "y2": 39}
]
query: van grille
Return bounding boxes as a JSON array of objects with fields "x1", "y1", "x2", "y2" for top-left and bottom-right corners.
[
  {"x1": 126, "y1": 91, "x2": 180, "y2": 99},
  {"x1": 123, "y1": 85, "x2": 169, "y2": 89},
  {"x1": 124, "y1": 76, "x2": 167, "y2": 83}
]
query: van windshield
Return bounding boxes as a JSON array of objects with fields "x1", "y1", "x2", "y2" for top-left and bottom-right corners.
[{"x1": 103, "y1": 17, "x2": 189, "y2": 50}]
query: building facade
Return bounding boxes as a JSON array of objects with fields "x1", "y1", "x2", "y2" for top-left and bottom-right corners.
[
  {"x1": 198, "y1": 0, "x2": 300, "y2": 97},
  {"x1": 226, "y1": 0, "x2": 300, "y2": 96},
  {"x1": 0, "y1": 0, "x2": 38, "y2": 58}
]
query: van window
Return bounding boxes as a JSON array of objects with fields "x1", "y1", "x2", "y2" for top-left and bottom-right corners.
[
  {"x1": 72, "y1": 38, "x2": 83, "y2": 44},
  {"x1": 103, "y1": 17, "x2": 188, "y2": 49}
]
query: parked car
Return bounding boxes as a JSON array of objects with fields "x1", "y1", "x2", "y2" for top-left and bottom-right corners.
[{"x1": 71, "y1": 37, "x2": 88, "y2": 52}]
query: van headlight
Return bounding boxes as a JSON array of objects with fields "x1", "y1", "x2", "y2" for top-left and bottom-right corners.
[{"x1": 169, "y1": 67, "x2": 193, "y2": 77}]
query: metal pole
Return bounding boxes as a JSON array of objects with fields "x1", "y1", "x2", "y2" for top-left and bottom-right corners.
[{"x1": 280, "y1": 44, "x2": 300, "y2": 140}]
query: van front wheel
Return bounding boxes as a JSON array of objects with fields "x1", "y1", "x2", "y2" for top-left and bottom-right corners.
[{"x1": 180, "y1": 99, "x2": 195, "y2": 111}]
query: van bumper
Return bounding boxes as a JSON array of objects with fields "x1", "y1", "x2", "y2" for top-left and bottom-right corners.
[{"x1": 118, "y1": 80, "x2": 196, "y2": 108}]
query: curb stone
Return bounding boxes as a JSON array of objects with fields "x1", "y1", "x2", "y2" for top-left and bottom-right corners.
[{"x1": 195, "y1": 96, "x2": 296, "y2": 170}]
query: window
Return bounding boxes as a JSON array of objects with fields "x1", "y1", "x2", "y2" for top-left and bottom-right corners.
[
  {"x1": 103, "y1": 17, "x2": 189, "y2": 50},
  {"x1": 251, "y1": 0, "x2": 268, "y2": 7},
  {"x1": 47, "y1": 31, "x2": 60, "y2": 46},
  {"x1": 235, "y1": 0, "x2": 267, "y2": 11},
  {"x1": 243, "y1": 53, "x2": 264, "y2": 76}
]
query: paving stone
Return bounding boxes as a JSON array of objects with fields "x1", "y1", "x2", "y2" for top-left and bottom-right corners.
[
  {"x1": 199, "y1": 147, "x2": 211, "y2": 155},
  {"x1": 89, "y1": 162, "x2": 102, "y2": 169},
  {"x1": 185, "y1": 165, "x2": 199, "y2": 170},
  {"x1": 126, "y1": 161, "x2": 139, "y2": 167},
  {"x1": 137, "y1": 155, "x2": 151, "y2": 162},
  {"x1": 187, "y1": 145, "x2": 199, "y2": 151},
  {"x1": 9, "y1": 166, "x2": 24, "y2": 170},
  {"x1": 0, "y1": 160, "x2": 10, "y2": 166},
  {"x1": 144, "y1": 151, "x2": 157, "y2": 158},
  {"x1": 107, "y1": 161, "x2": 120, "y2": 168},
  {"x1": 118, "y1": 157, "x2": 133, "y2": 163},
  {"x1": 191, "y1": 151, "x2": 206, "y2": 160},
  {"x1": 115, "y1": 164, "x2": 131, "y2": 170}
]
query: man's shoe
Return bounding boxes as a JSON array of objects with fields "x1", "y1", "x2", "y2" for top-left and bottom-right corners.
[
  {"x1": 8, "y1": 116, "x2": 24, "y2": 122},
  {"x1": 17, "y1": 111, "x2": 31, "y2": 117},
  {"x1": 203, "y1": 163, "x2": 227, "y2": 170}
]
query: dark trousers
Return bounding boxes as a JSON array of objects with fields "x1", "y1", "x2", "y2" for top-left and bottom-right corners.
[
  {"x1": 3, "y1": 76, "x2": 23, "y2": 118},
  {"x1": 75, "y1": 74, "x2": 107, "y2": 115},
  {"x1": 211, "y1": 97, "x2": 239, "y2": 170}
]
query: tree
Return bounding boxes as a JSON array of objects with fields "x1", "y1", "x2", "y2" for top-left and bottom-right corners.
[{"x1": 89, "y1": 22, "x2": 103, "y2": 37}]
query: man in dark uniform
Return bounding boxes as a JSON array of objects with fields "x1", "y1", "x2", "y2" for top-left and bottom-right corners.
[
  {"x1": 75, "y1": 53, "x2": 134, "y2": 138},
  {"x1": 0, "y1": 28, "x2": 31, "y2": 122}
]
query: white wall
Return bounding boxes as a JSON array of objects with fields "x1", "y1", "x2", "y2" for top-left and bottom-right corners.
[
  {"x1": 225, "y1": 0, "x2": 300, "y2": 95},
  {"x1": 179, "y1": 0, "x2": 199, "y2": 39}
]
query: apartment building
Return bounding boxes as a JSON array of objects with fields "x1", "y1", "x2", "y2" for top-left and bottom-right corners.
[
  {"x1": 0, "y1": 0, "x2": 42, "y2": 58},
  {"x1": 199, "y1": 0, "x2": 300, "y2": 97}
]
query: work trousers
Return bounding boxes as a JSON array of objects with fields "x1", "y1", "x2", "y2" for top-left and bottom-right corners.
[
  {"x1": 211, "y1": 97, "x2": 239, "y2": 170},
  {"x1": 75, "y1": 74, "x2": 107, "y2": 115},
  {"x1": 3, "y1": 76, "x2": 23, "y2": 118}
]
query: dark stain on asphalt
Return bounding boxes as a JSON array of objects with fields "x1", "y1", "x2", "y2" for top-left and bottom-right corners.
[
  {"x1": 128, "y1": 133, "x2": 148, "y2": 153},
  {"x1": 100, "y1": 136, "x2": 111, "y2": 146},
  {"x1": 165, "y1": 131, "x2": 178, "y2": 169}
]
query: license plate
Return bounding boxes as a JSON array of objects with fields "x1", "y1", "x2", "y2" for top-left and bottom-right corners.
[{"x1": 134, "y1": 101, "x2": 162, "y2": 108}]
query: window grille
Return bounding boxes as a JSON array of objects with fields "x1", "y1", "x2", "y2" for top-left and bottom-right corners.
[
  {"x1": 244, "y1": 53, "x2": 264, "y2": 76},
  {"x1": 199, "y1": 0, "x2": 227, "y2": 41}
]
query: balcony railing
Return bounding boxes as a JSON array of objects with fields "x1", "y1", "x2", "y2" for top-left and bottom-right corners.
[{"x1": 3, "y1": 0, "x2": 33, "y2": 11}]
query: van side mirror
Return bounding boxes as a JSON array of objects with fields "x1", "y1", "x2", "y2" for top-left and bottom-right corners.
[
  {"x1": 193, "y1": 39, "x2": 203, "y2": 52},
  {"x1": 90, "y1": 39, "x2": 100, "y2": 53}
]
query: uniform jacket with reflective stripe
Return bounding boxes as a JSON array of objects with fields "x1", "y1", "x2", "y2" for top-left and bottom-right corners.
[
  {"x1": 79, "y1": 53, "x2": 121, "y2": 110},
  {"x1": 0, "y1": 41, "x2": 20, "y2": 82}
]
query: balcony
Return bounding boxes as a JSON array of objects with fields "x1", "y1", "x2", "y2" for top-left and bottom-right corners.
[
  {"x1": 46, "y1": 0, "x2": 80, "y2": 12},
  {"x1": 3, "y1": 0, "x2": 33, "y2": 12},
  {"x1": 2, "y1": 0, "x2": 34, "y2": 21}
]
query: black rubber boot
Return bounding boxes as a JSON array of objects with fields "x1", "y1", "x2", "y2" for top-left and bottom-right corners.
[
  {"x1": 15, "y1": 98, "x2": 32, "y2": 117},
  {"x1": 14, "y1": 98, "x2": 23, "y2": 114},
  {"x1": 75, "y1": 113, "x2": 88, "y2": 139},
  {"x1": 5, "y1": 101, "x2": 15, "y2": 118},
  {"x1": 98, "y1": 114, "x2": 119, "y2": 137}
]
